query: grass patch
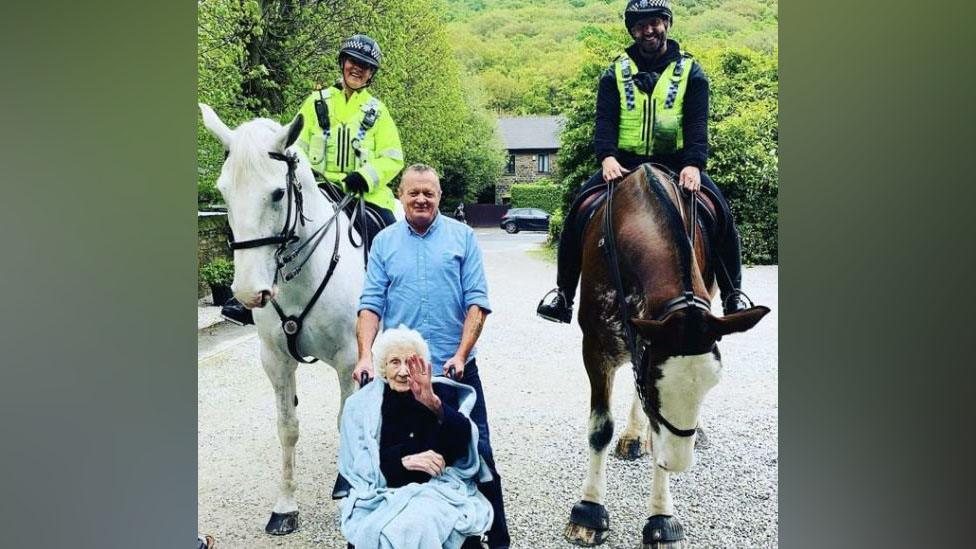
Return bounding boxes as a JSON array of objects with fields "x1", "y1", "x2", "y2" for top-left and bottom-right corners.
[{"x1": 526, "y1": 243, "x2": 557, "y2": 264}]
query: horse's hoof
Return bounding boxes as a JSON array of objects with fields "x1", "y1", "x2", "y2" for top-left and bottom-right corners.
[
  {"x1": 613, "y1": 436, "x2": 648, "y2": 460},
  {"x1": 641, "y1": 515, "x2": 687, "y2": 548},
  {"x1": 564, "y1": 501, "x2": 610, "y2": 546},
  {"x1": 564, "y1": 522, "x2": 611, "y2": 546},
  {"x1": 265, "y1": 511, "x2": 299, "y2": 535}
]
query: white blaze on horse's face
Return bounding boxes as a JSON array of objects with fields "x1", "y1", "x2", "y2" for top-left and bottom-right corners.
[
  {"x1": 652, "y1": 353, "x2": 722, "y2": 472},
  {"x1": 200, "y1": 104, "x2": 297, "y2": 309}
]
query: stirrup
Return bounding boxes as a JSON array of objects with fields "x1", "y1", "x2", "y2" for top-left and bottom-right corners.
[
  {"x1": 722, "y1": 289, "x2": 755, "y2": 314},
  {"x1": 537, "y1": 288, "x2": 573, "y2": 324}
]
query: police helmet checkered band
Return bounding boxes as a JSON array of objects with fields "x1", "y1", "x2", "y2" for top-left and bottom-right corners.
[
  {"x1": 626, "y1": 0, "x2": 670, "y2": 11},
  {"x1": 625, "y1": 0, "x2": 673, "y2": 30},
  {"x1": 338, "y1": 34, "x2": 382, "y2": 69}
]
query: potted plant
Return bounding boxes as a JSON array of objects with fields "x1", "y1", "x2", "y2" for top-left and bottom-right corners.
[{"x1": 200, "y1": 257, "x2": 234, "y2": 306}]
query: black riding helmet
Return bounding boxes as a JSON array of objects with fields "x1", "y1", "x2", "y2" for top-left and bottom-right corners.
[
  {"x1": 337, "y1": 34, "x2": 382, "y2": 87},
  {"x1": 624, "y1": 0, "x2": 673, "y2": 31}
]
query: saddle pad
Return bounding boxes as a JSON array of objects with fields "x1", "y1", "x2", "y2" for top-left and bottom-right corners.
[{"x1": 572, "y1": 170, "x2": 721, "y2": 249}]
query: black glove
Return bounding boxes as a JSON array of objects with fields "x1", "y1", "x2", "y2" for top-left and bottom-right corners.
[{"x1": 344, "y1": 171, "x2": 369, "y2": 195}]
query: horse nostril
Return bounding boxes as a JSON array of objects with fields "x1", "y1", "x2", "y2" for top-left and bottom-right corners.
[{"x1": 260, "y1": 290, "x2": 273, "y2": 305}]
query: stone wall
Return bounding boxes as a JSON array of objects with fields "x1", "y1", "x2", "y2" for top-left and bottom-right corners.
[
  {"x1": 198, "y1": 212, "x2": 232, "y2": 297},
  {"x1": 496, "y1": 149, "x2": 559, "y2": 204}
]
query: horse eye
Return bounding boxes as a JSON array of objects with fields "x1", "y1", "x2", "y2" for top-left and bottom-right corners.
[{"x1": 271, "y1": 188, "x2": 285, "y2": 202}]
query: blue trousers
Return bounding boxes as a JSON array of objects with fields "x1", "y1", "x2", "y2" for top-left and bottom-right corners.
[{"x1": 454, "y1": 358, "x2": 510, "y2": 548}]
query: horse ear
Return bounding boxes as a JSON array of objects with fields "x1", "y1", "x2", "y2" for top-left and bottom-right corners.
[
  {"x1": 632, "y1": 317, "x2": 670, "y2": 340},
  {"x1": 198, "y1": 103, "x2": 233, "y2": 149},
  {"x1": 707, "y1": 306, "x2": 771, "y2": 337},
  {"x1": 276, "y1": 113, "x2": 304, "y2": 152}
]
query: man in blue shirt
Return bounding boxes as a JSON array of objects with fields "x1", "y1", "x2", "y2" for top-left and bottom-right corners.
[{"x1": 354, "y1": 164, "x2": 510, "y2": 549}]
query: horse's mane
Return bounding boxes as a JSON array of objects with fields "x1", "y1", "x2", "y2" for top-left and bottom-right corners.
[
  {"x1": 631, "y1": 166, "x2": 695, "y2": 290},
  {"x1": 613, "y1": 167, "x2": 694, "y2": 315},
  {"x1": 225, "y1": 118, "x2": 283, "y2": 185}
]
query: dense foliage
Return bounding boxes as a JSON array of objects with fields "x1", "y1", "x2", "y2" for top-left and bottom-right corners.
[
  {"x1": 198, "y1": 0, "x2": 503, "y2": 207},
  {"x1": 200, "y1": 257, "x2": 235, "y2": 286},
  {"x1": 448, "y1": 1, "x2": 779, "y2": 264},
  {"x1": 444, "y1": 0, "x2": 777, "y2": 115},
  {"x1": 510, "y1": 180, "x2": 561, "y2": 213}
]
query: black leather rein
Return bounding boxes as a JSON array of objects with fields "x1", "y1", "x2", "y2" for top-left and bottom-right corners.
[
  {"x1": 601, "y1": 164, "x2": 710, "y2": 438},
  {"x1": 228, "y1": 151, "x2": 353, "y2": 364}
]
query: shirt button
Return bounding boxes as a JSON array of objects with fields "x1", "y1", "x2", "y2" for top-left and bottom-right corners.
[{"x1": 408, "y1": 432, "x2": 414, "y2": 438}]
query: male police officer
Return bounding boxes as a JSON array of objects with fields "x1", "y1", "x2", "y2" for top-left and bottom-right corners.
[
  {"x1": 537, "y1": 0, "x2": 753, "y2": 323},
  {"x1": 222, "y1": 34, "x2": 404, "y2": 326}
]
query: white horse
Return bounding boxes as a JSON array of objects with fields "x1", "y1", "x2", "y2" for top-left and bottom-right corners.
[{"x1": 200, "y1": 104, "x2": 399, "y2": 535}]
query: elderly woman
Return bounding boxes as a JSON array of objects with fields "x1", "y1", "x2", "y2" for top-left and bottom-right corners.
[{"x1": 338, "y1": 325, "x2": 494, "y2": 549}]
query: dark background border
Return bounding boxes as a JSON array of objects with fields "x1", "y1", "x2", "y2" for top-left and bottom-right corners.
[{"x1": 2, "y1": 1, "x2": 975, "y2": 547}]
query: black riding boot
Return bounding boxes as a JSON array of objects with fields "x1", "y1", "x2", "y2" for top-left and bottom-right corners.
[
  {"x1": 221, "y1": 297, "x2": 254, "y2": 326},
  {"x1": 698, "y1": 173, "x2": 751, "y2": 315},
  {"x1": 536, "y1": 170, "x2": 606, "y2": 323}
]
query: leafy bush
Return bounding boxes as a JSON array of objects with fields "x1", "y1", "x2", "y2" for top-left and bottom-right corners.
[
  {"x1": 200, "y1": 257, "x2": 234, "y2": 287},
  {"x1": 511, "y1": 181, "x2": 561, "y2": 213},
  {"x1": 697, "y1": 46, "x2": 778, "y2": 264},
  {"x1": 547, "y1": 208, "x2": 564, "y2": 245}
]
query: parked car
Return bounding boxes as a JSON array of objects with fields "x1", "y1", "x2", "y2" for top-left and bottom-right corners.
[{"x1": 500, "y1": 208, "x2": 550, "y2": 233}]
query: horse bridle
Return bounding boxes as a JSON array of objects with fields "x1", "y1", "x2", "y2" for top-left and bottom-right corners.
[
  {"x1": 227, "y1": 150, "x2": 354, "y2": 364},
  {"x1": 602, "y1": 164, "x2": 710, "y2": 438}
]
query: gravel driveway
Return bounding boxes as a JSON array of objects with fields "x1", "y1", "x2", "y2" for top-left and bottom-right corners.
[{"x1": 198, "y1": 228, "x2": 778, "y2": 548}]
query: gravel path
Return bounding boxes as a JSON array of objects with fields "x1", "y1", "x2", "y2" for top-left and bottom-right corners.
[{"x1": 198, "y1": 228, "x2": 778, "y2": 548}]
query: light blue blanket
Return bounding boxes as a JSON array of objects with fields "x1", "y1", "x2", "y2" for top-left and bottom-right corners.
[{"x1": 338, "y1": 378, "x2": 494, "y2": 549}]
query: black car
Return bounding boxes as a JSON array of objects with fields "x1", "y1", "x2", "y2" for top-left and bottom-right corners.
[{"x1": 500, "y1": 208, "x2": 550, "y2": 233}]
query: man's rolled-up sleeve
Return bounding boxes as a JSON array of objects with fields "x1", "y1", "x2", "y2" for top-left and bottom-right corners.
[
  {"x1": 358, "y1": 240, "x2": 390, "y2": 316},
  {"x1": 460, "y1": 230, "x2": 491, "y2": 313}
]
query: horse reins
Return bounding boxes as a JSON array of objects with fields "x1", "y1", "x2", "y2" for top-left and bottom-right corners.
[
  {"x1": 601, "y1": 165, "x2": 711, "y2": 438},
  {"x1": 228, "y1": 150, "x2": 356, "y2": 364}
]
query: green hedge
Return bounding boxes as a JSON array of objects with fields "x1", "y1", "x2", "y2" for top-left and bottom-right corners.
[{"x1": 510, "y1": 181, "x2": 561, "y2": 213}]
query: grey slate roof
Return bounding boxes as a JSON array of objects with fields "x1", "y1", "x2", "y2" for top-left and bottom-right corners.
[{"x1": 497, "y1": 116, "x2": 565, "y2": 151}]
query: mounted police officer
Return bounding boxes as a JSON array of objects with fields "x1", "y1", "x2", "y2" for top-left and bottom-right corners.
[
  {"x1": 537, "y1": 0, "x2": 754, "y2": 324},
  {"x1": 222, "y1": 34, "x2": 405, "y2": 326},
  {"x1": 295, "y1": 34, "x2": 404, "y2": 226}
]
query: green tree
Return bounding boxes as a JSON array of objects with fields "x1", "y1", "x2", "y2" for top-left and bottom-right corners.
[{"x1": 198, "y1": 0, "x2": 504, "y2": 207}]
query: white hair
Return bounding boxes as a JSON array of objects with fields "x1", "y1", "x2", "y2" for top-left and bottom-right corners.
[{"x1": 371, "y1": 324, "x2": 431, "y2": 377}]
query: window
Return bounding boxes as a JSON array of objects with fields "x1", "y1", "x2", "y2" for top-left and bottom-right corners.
[
  {"x1": 537, "y1": 153, "x2": 550, "y2": 173},
  {"x1": 505, "y1": 153, "x2": 516, "y2": 174}
]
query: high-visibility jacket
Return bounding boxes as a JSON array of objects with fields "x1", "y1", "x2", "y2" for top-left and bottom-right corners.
[
  {"x1": 612, "y1": 51, "x2": 693, "y2": 156},
  {"x1": 296, "y1": 85, "x2": 404, "y2": 211}
]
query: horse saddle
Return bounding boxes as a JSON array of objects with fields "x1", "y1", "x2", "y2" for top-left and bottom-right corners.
[{"x1": 573, "y1": 171, "x2": 721, "y2": 247}]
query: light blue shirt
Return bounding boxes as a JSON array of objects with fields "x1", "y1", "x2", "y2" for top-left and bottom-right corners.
[{"x1": 359, "y1": 214, "x2": 491, "y2": 374}]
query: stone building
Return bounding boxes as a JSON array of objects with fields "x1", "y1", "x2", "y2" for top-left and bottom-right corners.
[{"x1": 495, "y1": 116, "x2": 565, "y2": 204}]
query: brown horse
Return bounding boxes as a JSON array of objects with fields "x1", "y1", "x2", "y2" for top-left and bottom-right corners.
[{"x1": 564, "y1": 164, "x2": 770, "y2": 548}]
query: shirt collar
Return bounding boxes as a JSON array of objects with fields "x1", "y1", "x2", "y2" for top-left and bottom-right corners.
[{"x1": 405, "y1": 211, "x2": 441, "y2": 237}]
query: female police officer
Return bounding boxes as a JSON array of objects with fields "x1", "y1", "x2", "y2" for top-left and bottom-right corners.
[{"x1": 222, "y1": 34, "x2": 404, "y2": 326}]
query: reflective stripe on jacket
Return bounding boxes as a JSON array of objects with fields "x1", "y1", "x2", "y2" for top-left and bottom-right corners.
[
  {"x1": 296, "y1": 85, "x2": 404, "y2": 211},
  {"x1": 613, "y1": 51, "x2": 693, "y2": 156}
]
